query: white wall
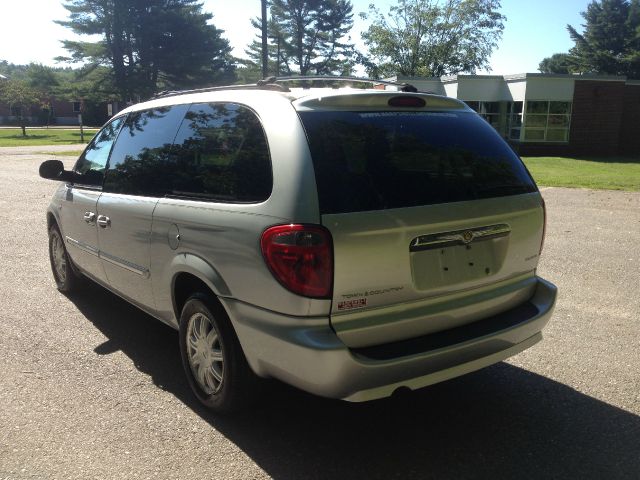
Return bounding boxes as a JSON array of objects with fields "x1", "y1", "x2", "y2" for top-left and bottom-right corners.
[
  {"x1": 443, "y1": 82, "x2": 458, "y2": 98},
  {"x1": 456, "y1": 77, "x2": 512, "y2": 101},
  {"x1": 524, "y1": 77, "x2": 575, "y2": 101},
  {"x1": 410, "y1": 79, "x2": 446, "y2": 95},
  {"x1": 506, "y1": 79, "x2": 527, "y2": 102},
  {"x1": 386, "y1": 74, "x2": 581, "y2": 102}
]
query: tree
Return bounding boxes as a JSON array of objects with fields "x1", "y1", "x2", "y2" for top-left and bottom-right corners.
[
  {"x1": 0, "y1": 60, "x2": 121, "y2": 126},
  {"x1": 0, "y1": 61, "x2": 117, "y2": 126},
  {"x1": 567, "y1": 0, "x2": 640, "y2": 77},
  {"x1": 24, "y1": 64, "x2": 61, "y2": 126},
  {"x1": 360, "y1": 0, "x2": 505, "y2": 78},
  {"x1": 243, "y1": 0, "x2": 356, "y2": 77},
  {"x1": 57, "y1": 0, "x2": 236, "y2": 100},
  {"x1": 0, "y1": 60, "x2": 31, "y2": 79},
  {"x1": 0, "y1": 79, "x2": 41, "y2": 136},
  {"x1": 261, "y1": 0, "x2": 269, "y2": 79},
  {"x1": 538, "y1": 53, "x2": 575, "y2": 74},
  {"x1": 56, "y1": 65, "x2": 120, "y2": 125}
]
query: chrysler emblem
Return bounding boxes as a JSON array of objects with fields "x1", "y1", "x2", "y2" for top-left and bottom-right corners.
[{"x1": 462, "y1": 230, "x2": 474, "y2": 243}]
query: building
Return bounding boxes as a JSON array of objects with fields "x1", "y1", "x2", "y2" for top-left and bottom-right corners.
[
  {"x1": 0, "y1": 73, "x2": 114, "y2": 126},
  {"x1": 0, "y1": 97, "x2": 87, "y2": 126},
  {"x1": 385, "y1": 73, "x2": 640, "y2": 156}
]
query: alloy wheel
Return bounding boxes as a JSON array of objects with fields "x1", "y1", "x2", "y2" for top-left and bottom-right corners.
[{"x1": 186, "y1": 312, "x2": 225, "y2": 395}]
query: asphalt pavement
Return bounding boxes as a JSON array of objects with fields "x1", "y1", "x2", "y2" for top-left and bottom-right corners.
[{"x1": 0, "y1": 147, "x2": 638, "y2": 479}]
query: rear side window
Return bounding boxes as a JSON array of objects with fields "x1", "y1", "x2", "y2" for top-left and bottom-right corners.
[
  {"x1": 103, "y1": 105, "x2": 189, "y2": 196},
  {"x1": 168, "y1": 102, "x2": 272, "y2": 202},
  {"x1": 299, "y1": 111, "x2": 537, "y2": 214}
]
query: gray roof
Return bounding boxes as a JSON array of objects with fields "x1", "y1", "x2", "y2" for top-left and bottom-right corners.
[
  {"x1": 385, "y1": 72, "x2": 633, "y2": 83},
  {"x1": 503, "y1": 72, "x2": 627, "y2": 82}
]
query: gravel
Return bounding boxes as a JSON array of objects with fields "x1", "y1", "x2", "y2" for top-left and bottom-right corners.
[{"x1": 0, "y1": 151, "x2": 638, "y2": 479}]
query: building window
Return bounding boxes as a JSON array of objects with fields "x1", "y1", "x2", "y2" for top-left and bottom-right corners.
[
  {"x1": 523, "y1": 101, "x2": 571, "y2": 142},
  {"x1": 508, "y1": 101, "x2": 523, "y2": 140},
  {"x1": 465, "y1": 101, "x2": 501, "y2": 130},
  {"x1": 72, "y1": 101, "x2": 81, "y2": 113},
  {"x1": 465, "y1": 101, "x2": 479, "y2": 111}
]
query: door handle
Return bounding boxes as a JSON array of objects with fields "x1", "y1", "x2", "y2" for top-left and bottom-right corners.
[
  {"x1": 97, "y1": 215, "x2": 110, "y2": 228},
  {"x1": 83, "y1": 211, "x2": 96, "y2": 223}
]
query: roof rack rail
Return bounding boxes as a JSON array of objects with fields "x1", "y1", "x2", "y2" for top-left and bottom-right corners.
[
  {"x1": 152, "y1": 82, "x2": 289, "y2": 99},
  {"x1": 150, "y1": 75, "x2": 417, "y2": 100},
  {"x1": 260, "y1": 75, "x2": 418, "y2": 92}
]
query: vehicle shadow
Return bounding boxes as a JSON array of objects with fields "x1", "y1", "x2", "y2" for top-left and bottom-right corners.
[{"x1": 70, "y1": 282, "x2": 640, "y2": 480}]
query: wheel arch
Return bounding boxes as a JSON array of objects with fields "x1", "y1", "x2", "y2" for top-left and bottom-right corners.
[
  {"x1": 169, "y1": 253, "x2": 231, "y2": 323},
  {"x1": 167, "y1": 252, "x2": 274, "y2": 382},
  {"x1": 173, "y1": 272, "x2": 219, "y2": 321},
  {"x1": 46, "y1": 210, "x2": 59, "y2": 231}
]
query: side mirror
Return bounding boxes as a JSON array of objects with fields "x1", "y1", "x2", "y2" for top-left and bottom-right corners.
[
  {"x1": 39, "y1": 159, "x2": 64, "y2": 179},
  {"x1": 39, "y1": 160, "x2": 78, "y2": 183}
]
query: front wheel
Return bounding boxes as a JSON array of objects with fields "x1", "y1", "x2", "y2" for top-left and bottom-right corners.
[
  {"x1": 48, "y1": 225, "x2": 81, "y2": 293},
  {"x1": 179, "y1": 293, "x2": 258, "y2": 413}
]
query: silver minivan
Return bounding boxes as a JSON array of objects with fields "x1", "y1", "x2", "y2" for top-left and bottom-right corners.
[{"x1": 40, "y1": 78, "x2": 557, "y2": 413}]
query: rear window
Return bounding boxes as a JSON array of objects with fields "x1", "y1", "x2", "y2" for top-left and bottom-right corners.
[{"x1": 298, "y1": 110, "x2": 537, "y2": 214}]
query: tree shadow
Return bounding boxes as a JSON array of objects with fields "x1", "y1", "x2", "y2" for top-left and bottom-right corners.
[
  {"x1": 2, "y1": 134, "x2": 51, "y2": 140},
  {"x1": 69, "y1": 282, "x2": 640, "y2": 480},
  {"x1": 574, "y1": 155, "x2": 640, "y2": 163},
  {"x1": 535, "y1": 156, "x2": 640, "y2": 164}
]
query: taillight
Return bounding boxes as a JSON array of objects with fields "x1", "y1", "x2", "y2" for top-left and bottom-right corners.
[
  {"x1": 540, "y1": 197, "x2": 547, "y2": 255},
  {"x1": 261, "y1": 224, "x2": 333, "y2": 298},
  {"x1": 388, "y1": 96, "x2": 426, "y2": 108}
]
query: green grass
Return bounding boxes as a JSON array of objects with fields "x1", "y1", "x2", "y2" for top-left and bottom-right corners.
[
  {"x1": 521, "y1": 156, "x2": 640, "y2": 191},
  {"x1": 36, "y1": 150, "x2": 84, "y2": 157},
  {"x1": 0, "y1": 128, "x2": 98, "y2": 146},
  {"x1": 1, "y1": 129, "x2": 637, "y2": 192}
]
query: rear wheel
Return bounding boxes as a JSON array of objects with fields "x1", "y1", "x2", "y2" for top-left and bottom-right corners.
[
  {"x1": 179, "y1": 293, "x2": 258, "y2": 413},
  {"x1": 48, "y1": 225, "x2": 81, "y2": 293}
]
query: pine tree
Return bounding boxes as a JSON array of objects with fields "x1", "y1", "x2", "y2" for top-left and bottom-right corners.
[
  {"x1": 567, "y1": 0, "x2": 640, "y2": 77},
  {"x1": 538, "y1": 53, "x2": 575, "y2": 74},
  {"x1": 57, "y1": 0, "x2": 236, "y2": 99},
  {"x1": 243, "y1": 0, "x2": 355, "y2": 77}
]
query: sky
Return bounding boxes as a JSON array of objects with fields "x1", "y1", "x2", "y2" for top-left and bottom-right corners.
[{"x1": 0, "y1": 0, "x2": 592, "y2": 75}]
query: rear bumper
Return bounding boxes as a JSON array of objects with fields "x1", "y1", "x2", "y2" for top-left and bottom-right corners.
[{"x1": 222, "y1": 276, "x2": 557, "y2": 402}]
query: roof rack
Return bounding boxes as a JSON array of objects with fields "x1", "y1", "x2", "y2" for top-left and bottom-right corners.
[
  {"x1": 260, "y1": 75, "x2": 418, "y2": 92},
  {"x1": 151, "y1": 75, "x2": 417, "y2": 100},
  {"x1": 152, "y1": 82, "x2": 289, "y2": 99}
]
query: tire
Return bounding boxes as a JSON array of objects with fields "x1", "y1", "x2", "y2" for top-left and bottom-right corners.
[
  {"x1": 48, "y1": 225, "x2": 81, "y2": 293},
  {"x1": 179, "y1": 293, "x2": 258, "y2": 413}
]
